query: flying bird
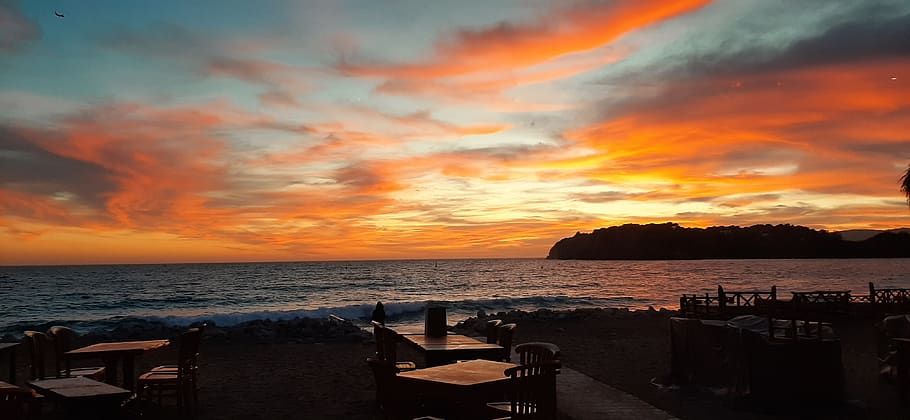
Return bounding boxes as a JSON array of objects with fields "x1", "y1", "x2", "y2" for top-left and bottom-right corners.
[{"x1": 55, "y1": 11, "x2": 64, "y2": 18}]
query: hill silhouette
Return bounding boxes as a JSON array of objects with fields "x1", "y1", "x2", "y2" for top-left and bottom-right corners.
[{"x1": 547, "y1": 223, "x2": 910, "y2": 260}]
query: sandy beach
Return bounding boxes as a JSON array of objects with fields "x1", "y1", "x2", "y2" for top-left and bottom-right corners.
[{"x1": 6, "y1": 308, "x2": 905, "y2": 419}]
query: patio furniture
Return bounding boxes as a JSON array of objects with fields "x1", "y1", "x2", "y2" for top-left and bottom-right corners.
[
  {"x1": 29, "y1": 376, "x2": 130, "y2": 420},
  {"x1": 0, "y1": 343, "x2": 18, "y2": 384},
  {"x1": 366, "y1": 357, "x2": 424, "y2": 419},
  {"x1": 485, "y1": 320, "x2": 503, "y2": 344},
  {"x1": 401, "y1": 333, "x2": 503, "y2": 367},
  {"x1": 398, "y1": 359, "x2": 517, "y2": 419},
  {"x1": 65, "y1": 339, "x2": 169, "y2": 391},
  {"x1": 47, "y1": 327, "x2": 106, "y2": 381},
  {"x1": 145, "y1": 324, "x2": 207, "y2": 406},
  {"x1": 487, "y1": 361, "x2": 561, "y2": 420},
  {"x1": 0, "y1": 380, "x2": 37, "y2": 420},
  {"x1": 497, "y1": 323, "x2": 517, "y2": 362},
  {"x1": 373, "y1": 322, "x2": 417, "y2": 371},
  {"x1": 515, "y1": 343, "x2": 560, "y2": 365},
  {"x1": 136, "y1": 328, "x2": 202, "y2": 411},
  {"x1": 23, "y1": 331, "x2": 105, "y2": 382}
]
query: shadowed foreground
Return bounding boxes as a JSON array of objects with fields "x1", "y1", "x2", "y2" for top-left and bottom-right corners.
[{"x1": 6, "y1": 308, "x2": 904, "y2": 419}]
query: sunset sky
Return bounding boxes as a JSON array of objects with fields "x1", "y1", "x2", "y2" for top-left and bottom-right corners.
[{"x1": 2, "y1": 0, "x2": 909, "y2": 265}]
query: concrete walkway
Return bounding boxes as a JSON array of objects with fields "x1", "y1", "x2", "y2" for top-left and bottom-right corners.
[{"x1": 557, "y1": 367, "x2": 679, "y2": 420}]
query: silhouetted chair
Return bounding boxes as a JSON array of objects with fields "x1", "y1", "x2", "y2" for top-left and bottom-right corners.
[
  {"x1": 372, "y1": 321, "x2": 416, "y2": 371},
  {"x1": 485, "y1": 320, "x2": 503, "y2": 344},
  {"x1": 366, "y1": 357, "x2": 425, "y2": 419},
  {"x1": 145, "y1": 323, "x2": 206, "y2": 407},
  {"x1": 24, "y1": 330, "x2": 105, "y2": 381},
  {"x1": 497, "y1": 323, "x2": 517, "y2": 362},
  {"x1": 487, "y1": 361, "x2": 561, "y2": 420},
  {"x1": 46, "y1": 326, "x2": 106, "y2": 381},
  {"x1": 137, "y1": 327, "x2": 202, "y2": 412},
  {"x1": 0, "y1": 382, "x2": 38, "y2": 420},
  {"x1": 515, "y1": 343, "x2": 560, "y2": 365}
]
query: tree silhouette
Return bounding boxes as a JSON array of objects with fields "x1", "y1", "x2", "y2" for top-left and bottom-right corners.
[{"x1": 902, "y1": 165, "x2": 910, "y2": 207}]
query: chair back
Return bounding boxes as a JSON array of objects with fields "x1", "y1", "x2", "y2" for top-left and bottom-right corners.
[
  {"x1": 47, "y1": 326, "x2": 78, "y2": 376},
  {"x1": 497, "y1": 323, "x2": 517, "y2": 362},
  {"x1": 504, "y1": 361, "x2": 560, "y2": 420},
  {"x1": 372, "y1": 321, "x2": 400, "y2": 365},
  {"x1": 22, "y1": 331, "x2": 52, "y2": 380},
  {"x1": 485, "y1": 319, "x2": 502, "y2": 344},
  {"x1": 515, "y1": 342, "x2": 560, "y2": 365},
  {"x1": 177, "y1": 328, "x2": 203, "y2": 378},
  {"x1": 366, "y1": 357, "x2": 414, "y2": 418}
]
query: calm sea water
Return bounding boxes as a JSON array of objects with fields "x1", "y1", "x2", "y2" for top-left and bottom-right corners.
[{"x1": 2, "y1": 258, "x2": 909, "y2": 336}]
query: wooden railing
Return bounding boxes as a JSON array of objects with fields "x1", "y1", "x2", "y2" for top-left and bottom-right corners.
[
  {"x1": 871, "y1": 285, "x2": 910, "y2": 304},
  {"x1": 679, "y1": 285, "x2": 777, "y2": 318},
  {"x1": 680, "y1": 282, "x2": 910, "y2": 319},
  {"x1": 791, "y1": 290, "x2": 851, "y2": 305}
]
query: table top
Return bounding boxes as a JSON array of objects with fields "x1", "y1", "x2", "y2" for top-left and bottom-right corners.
[
  {"x1": 403, "y1": 334, "x2": 502, "y2": 352},
  {"x1": 29, "y1": 377, "x2": 131, "y2": 399},
  {"x1": 66, "y1": 339, "x2": 169, "y2": 356},
  {"x1": 398, "y1": 359, "x2": 516, "y2": 387},
  {"x1": 0, "y1": 342, "x2": 19, "y2": 351},
  {"x1": 0, "y1": 380, "x2": 30, "y2": 393},
  {"x1": 392, "y1": 325, "x2": 455, "y2": 335}
]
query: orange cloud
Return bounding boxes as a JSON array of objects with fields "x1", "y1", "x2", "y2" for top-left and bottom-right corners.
[
  {"x1": 340, "y1": 0, "x2": 710, "y2": 110},
  {"x1": 560, "y1": 57, "x2": 910, "y2": 209},
  {"x1": 342, "y1": 0, "x2": 711, "y2": 79}
]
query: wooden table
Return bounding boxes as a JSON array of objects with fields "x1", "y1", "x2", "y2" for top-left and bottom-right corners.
[
  {"x1": 398, "y1": 359, "x2": 516, "y2": 418},
  {"x1": 0, "y1": 379, "x2": 31, "y2": 395},
  {"x1": 401, "y1": 333, "x2": 503, "y2": 367},
  {"x1": 65, "y1": 339, "x2": 169, "y2": 391},
  {"x1": 29, "y1": 376, "x2": 131, "y2": 419},
  {"x1": 0, "y1": 342, "x2": 18, "y2": 384}
]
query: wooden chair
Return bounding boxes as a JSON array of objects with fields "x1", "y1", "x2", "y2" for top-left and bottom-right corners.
[
  {"x1": 144, "y1": 323, "x2": 206, "y2": 408},
  {"x1": 0, "y1": 382, "x2": 38, "y2": 420},
  {"x1": 24, "y1": 331, "x2": 105, "y2": 381},
  {"x1": 46, "y1": 326, "x2": 106, "y2": 381},
  {"x1": 136, "y1": 327, "x2": 202, "y2": 411},
  {"x1": 485, "y1": 320, "x2": 503, "y2": 344},
  {"x1": 372, "y1": 322, "x2": 416, "y2": 371},
  {"x1": 497, "y1": 323, "x2": 517, "y2": 362},
  {"x1": 487, "y1": 361, "x2": 561, "y2": 420},
  {"x1": 366, "y1": 357, "x2": 423, "y2": 419},
  {"x1": 515, "y1": 343, "x2": 560, "y2": 365}
]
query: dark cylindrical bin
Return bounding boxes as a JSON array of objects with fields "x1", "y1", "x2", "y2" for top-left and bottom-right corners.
[{"x1": 425, "y1": 305, "x2": 447, "y2": 337}]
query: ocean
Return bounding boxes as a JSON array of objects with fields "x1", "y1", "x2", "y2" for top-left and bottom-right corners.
[{"x1": 2, "y1": 258, "x2": 909, "y2": 336}]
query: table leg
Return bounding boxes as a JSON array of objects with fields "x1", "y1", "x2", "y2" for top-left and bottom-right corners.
[
  {"x1": 122, "y1": 357, "x2": 136, "y2": 391},
  {"x1": 9, "y1": 349, "x2": 16, "y2": 384},
  {"x1": 102, "y1": 355, "x2": 120, "y2": 386}
]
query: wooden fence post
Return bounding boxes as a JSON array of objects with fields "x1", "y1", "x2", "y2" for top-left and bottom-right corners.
[
  {"x1": 869, "y1": 282, "x2": 876, "y2": 305},
  {"x1": 718, "y1": 285, "x2": 726, "y2": 312}
]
